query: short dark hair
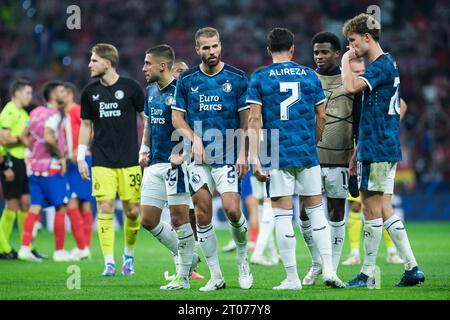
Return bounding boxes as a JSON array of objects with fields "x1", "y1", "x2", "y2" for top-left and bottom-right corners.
[
  {"x1": 64, "y1": 82, "x2": 77, "y2": 96},
  {"x1": 146, "y1": 44, "x2": 175, "y2": 69},
  {"x1": 10, "y1": 78, "x2": 32, "y2": 97},
  {"x1": 311, "y1": 31, "x2": 341, "y2": 51},
  {"x1": 42, "y1": 80, "x2": 64, "y2": 102},
  {"x1": 342, "y1": 13, "x2": 380, "y2": 42},
  {"x1": 267, "y1": 28, "x2": 294, "y2": 53}
]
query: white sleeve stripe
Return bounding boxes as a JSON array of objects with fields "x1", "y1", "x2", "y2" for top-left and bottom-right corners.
[
  {"x1": 315, "y1": 98, "x2": 326, "y2": 106},
  {"x1": 171, "y1": 106, "x2": 186, "y2": 112},
  {"x1": 358, "y1": 76, "x2": 373, "y2": 91},
  {"x1": 245, "y1": 100, "x2": 262, "y2": 106},
  {"x1": 238, "y1": 105, "x2": 251, "y2": 112}
]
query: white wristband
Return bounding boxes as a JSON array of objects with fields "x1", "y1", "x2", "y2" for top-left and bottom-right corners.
[
  {"x1": 139, "y1": 144, "x2": 150, "y2": 154},
  {"x1": 77, "y1": 144, "x2": 88, "y2": 161}
]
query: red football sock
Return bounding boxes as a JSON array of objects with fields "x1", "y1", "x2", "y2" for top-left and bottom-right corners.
[
  {"x1": 82, "y1": 211, "x2": 93, "y2": 247},
  {"x1": 22, "y1": 213, "x2": 38, "y2": 246},
  {"x1": 249, "y1": 227, "x2": 258, "y2": 242},
  {"x1": 68, "y1": 208, "x2": 86, "y2": 250},
  {"x1": 54, "y1": 211, "x2": 66, "y2": 251}
]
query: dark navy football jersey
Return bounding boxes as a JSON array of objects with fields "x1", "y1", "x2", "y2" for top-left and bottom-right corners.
[
  {"x1": 144, "y1": 79, "x2": 179, "y2": 165},
  {"x1": 357, "y1": 53, "x2": 402, "y2": 162},
  {"x1": 172, "y1": 64, "x2": 249, "y2": 165},
  {"x1": 246, "y1": 61, "x2": 326, "y2": 169}
]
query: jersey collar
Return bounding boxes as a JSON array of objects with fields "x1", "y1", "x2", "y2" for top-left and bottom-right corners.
[
  {"x1": 199, "y1": 62, "x2": 225, "y2": 78},
  {"x1": 315, "y1": 65, "x2": 341, "y2": 76}
]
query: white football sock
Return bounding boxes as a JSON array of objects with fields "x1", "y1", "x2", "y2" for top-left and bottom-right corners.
[
  {"x1": 299, "y1": 219, "x2": 322, "y2": 271},
  {"x1": 329, "y1": 220, "x2": 346, "y2": 272},
  {"x1": 197, "y1": 224, "x2": 222, "y2": 279},
  {"x1": 228, "y1": 213, "x2": 248, "y2": 265},
  {"x1": 384, "y1": 215, "x2": 418, "y2": 271},
  {"x1": 149, "y1": 221, "x2": 178, "y2": 255},
  {"x1": 304, "y1": 203, "x2": 333, "y2": 274},
  {"x1": 273, "y1": 208, "x2": 299, "y2": 281},
  {"x1": 361, "y1": 218, "x2": 383, "y2": 277},
  {"x1": 175, "y1": 223, "x2": 195, "y2": 278},
  {"x1": 253, "y1": 203, "x2": 275, "y2": 258}
]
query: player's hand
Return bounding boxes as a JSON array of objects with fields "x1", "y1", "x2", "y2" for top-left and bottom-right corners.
[
  {"x1": 192, "y1": 136, "x2": 205, "y2": 164},
  {"x1": 4, "y1": 168, "x2": 15, "y2": 182},
  {"x1": 77, "y1": 159, "x2": 90, "y2": 181},
  {"x1": 253, "y1": 161, "x2": 270, "y2": 182},
  {"x1": 349, "y1": 149, "x2": 357, "y2": 176},
  {"x1": 60, "y1": 157, "x2": 67, "y2": 176},
  {"x1": 236, "y1": 153, "x2": 249, "y2": 180},
  {"x1": 343, "y1": 46, "x2": 358, "y2": 60},
  {"x1": 169, "y1": 153, "x2": 184, "y2": 168},
  {"x1": 139, "y1": 152, "x2": 150, "y2": 167}
]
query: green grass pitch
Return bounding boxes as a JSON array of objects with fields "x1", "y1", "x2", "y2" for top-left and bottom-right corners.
[{"x1": 1, "y1": 222, "x2": 450, "y2": 300}]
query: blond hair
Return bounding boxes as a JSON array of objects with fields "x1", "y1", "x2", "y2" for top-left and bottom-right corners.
[
  {"x1": 342, "y1": 13, "x2": 380, "y2": 41},
  {"x1": 92, "y1": 43, "x2": 119, "y2": 68}
]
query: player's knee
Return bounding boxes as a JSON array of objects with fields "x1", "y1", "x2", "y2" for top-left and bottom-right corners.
[
  {"x1": 6, "y1": 199, "x2": 20, "y2": 212},
  {"x1": 98, "y1": 201, "x2": 115, "y2": 213},
  {"x1": 141, "y1": 214, "x2": 159, "y2": 230},
  {"x1": 222, "y1": 203, "x2": 240, "y2": 219}
]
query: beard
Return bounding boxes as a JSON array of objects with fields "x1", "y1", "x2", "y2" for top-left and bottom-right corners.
[
  {"x1": 91, "y1": 69, "x2": 106, "y2": 78},
  {"x1": 202, "y1": 53, "x2": 221, "y2": 67}
]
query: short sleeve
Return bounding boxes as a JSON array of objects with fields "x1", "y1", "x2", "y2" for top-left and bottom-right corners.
[
  {"x1": 358, "y1": 59, "x2": 389, "y2": 91},
  {"x1": 0, "y1": 106, "x2": 14, "y2": 130},
  {"x1": 80, "y1": 88, "x2": 93, "y2": 120},
  {"x1": 245, "y1": 72, "x2": 262, "y2": 106},
  {"x1": 45, "y1": 113, "x2": 61, "y2": 132},
  {"x1": 132, "y1": 81, "x2": 145, "y2": 113},
  {"x1": 172, "y1": 78, "x2": 187, "y2": 113},
  {"x1": 237, "y1": 74, "x2": 249, "y2": 112},
  {"x1": 313, "y1": 73, "x2": 326, "y2": 106},
  {"x1": 143, "y1": 87, "x2": 149, "y2": 118}
]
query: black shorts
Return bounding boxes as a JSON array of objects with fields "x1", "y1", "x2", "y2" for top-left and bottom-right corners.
[{"x1": 0, "y1": 156, "x2": 29, "y2": 199}]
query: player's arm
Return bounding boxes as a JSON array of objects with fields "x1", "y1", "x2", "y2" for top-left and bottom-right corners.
[
  {"x1": 77, "y1": 119, "x2": 93, "y2": 180},
  {"x1": 248, "y1": 103, "x2": 268, "y2": 182},
  {"x1": 139, "y1": 115, "x2": 150, "y2": 167},
  {"x1": 1, "y1": 129, "x2": 20, "y2": 147},
  {"x1": 172, "y1": 109, "x2": 204, "y2": 163},
  {"x1": 237, "y1": 108, "x2": 249, "y2": 179},
  {"x1": 44, "y1": 116, "x2": 66, "y2": 175},
  {"x1": 341, "y1": 49, "x2": 368, "y2": 94},
  {"x1": 315, "y1": 102, "x2": 326, "y2": 143},
  {"x1": 400, "y1": 98, "x2": 407, "y2": 121}
]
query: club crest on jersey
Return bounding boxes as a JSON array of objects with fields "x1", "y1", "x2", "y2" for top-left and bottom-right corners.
[
  {"x1": 222, "y1": 82, "x2": 232, "y2": 93},
  {"x1": 115, "y1": 90, "x2": 124, "y2": 100},
  {"x1": 191, "y1": 173, "x2": 201, "y2": 184},
  {"x1": 92, "y1": 94, "x2": 100, "y2": 101},
  {"x1": 165, "y1": 95, "x2": 175, "y2": 106}
]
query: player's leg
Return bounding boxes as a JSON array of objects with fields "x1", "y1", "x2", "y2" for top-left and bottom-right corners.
[
  {"x1": 0, "y1": 199, "x2": 18, "y2": 244},
  {"x1": 269, "y1": 168, "x2": 301, "y2": 290},
  {"x1": 383, "y1": 225, "x2": 403, "y2": 264},
  {"x1": 251, "y1": 197, "x2": 276, "y2": 266},
  {"x1": 118, "y1": 166, "x2": 142, "y2": 274},
  {"x1": 382, "y1": 193, "x2": 424, "y2": 286},
  {"x1": 67, "y1": 198, "x2": 88, "y2": 258},
  {"x1": 346, "y1": 162, "x2": 386, "y2": 287},
  {"x1": 18, "y1": 193, "x2": 30, "y2": 241},
  {"x1": 80, "y1": 156, "x2": 94, "y2": 249},
  {"x1": 92, "y1": 166, "x2": 119, "y2": 275},
  {"x1": 297, "y1": 165, "x2": 345, "y2": 288},
  {"x1": 188, "y1": 204, "x2": 204, "y2": 280},
  {"x1": 215, "y1": 165, "x2": 252, "y2": 290},
  {"x1": 342, "y1": 198, "x2": 362, "y2": 265},
  {"x1": 327, "y1": 197, "x2": 346, "y2": 271},
  {"x1": 299, "y1": 205, "x2": 322, "y2": 285}
]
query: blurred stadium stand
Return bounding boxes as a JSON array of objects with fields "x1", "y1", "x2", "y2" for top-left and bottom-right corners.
[{"x1": 0, "y1": 0, "x2": 448, "y2": 219}]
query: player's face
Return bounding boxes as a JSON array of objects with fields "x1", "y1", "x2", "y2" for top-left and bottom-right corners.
[
  {"x1": 196, "y1": 36, "x2": 221, "y2": 67},
  {"x1": 142, "y1": 53, "x2": 162, "y2": 83},
  {"x1": 347, "y1": 32, "x2": 369, "y2": 57},
  {"x1": 65, "y1": 89, "x2": 74, "y2": 105},
  {"x1": 313, "y1": 43, "x2": 339, "y2": 70},
  {"x1": 171, "y1": 62, "x2": 188, "y2": 79},
  {"x1": 88, "y1": 53, "x2": 109, "y2": 78},
  {"x1": 54, "y1": 86, "x2": 67, "y2": 107},
  {"x1": 350, "y1": 59, "x2": 366, "y2": 75},
  {"x1": 15, "y1": 85, "x2": 33, "y2": 107}
]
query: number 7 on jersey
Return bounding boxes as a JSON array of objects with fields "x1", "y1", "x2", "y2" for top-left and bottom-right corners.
[{"x1": 280, "y1": 82, "x2": 301, "y2": 120}]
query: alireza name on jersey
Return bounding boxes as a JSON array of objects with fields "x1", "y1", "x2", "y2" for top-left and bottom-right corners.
[{"x1": 269, "y1": 67, "x2": 307, "y2": 77}]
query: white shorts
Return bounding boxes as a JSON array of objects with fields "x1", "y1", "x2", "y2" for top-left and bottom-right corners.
[
  {"x1": 140, "y1": 163, "x2": 190, "y2": 209},
  {"x1": 357, "y1": 161, "x2": 397, "y2": 194},
  {"x1": 250, "y1": 175, "x2": 267, "y2": 200},
  {"x1": 187, "y1": 163, "x2": 238, "y2": 195},
  {"x1": 269, "y1": 165, "x2": 322, "y2": 197},
  {"x1": 321, "y1": 167, "x2": 349, "y2": 199}
]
